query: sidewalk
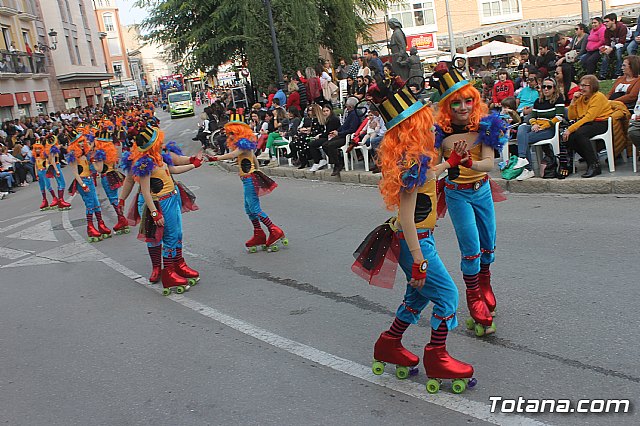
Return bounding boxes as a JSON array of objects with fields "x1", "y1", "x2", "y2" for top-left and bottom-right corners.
[{"x1": 214, "y1": 158, "x2": 640, "y2": 194}]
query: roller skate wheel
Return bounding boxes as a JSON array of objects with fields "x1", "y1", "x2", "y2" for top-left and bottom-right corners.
[
  {"x1": 465, "y1": 318, "x2": 475, "y2": 330},
  {"x1": 175, "y1": 286, "x2": 185, "y2": 294},
  {"x1": 452, "y1": 379, "x2": 466, "y2": 394},
  {"x1": 261, "y1": 244, "x2": 267, "y2": 251},
  {"x1": 188, "y1": 277, "x2": 199, "y2": 286},
  {"x1": 162, "y1": 288, "x2": 171, "y2": 296},
  {"x1": 247, "y1": 246, "x2": 257, "y2": 253},
  {"x1": 486, "y1": 322, "x2": 497, "y2": 335},
  {"x1": 467, "y1": 377, "x2": 477, "y2": 388},
  {"x1": 268, "y1": 245, "x2": 279, "y2": 252},
  {"x1": 474, "y1": 323, "x2": 485, "y2": 337},
  {"x1": 426, "y1": 379, "x2": 440, "y2": 394},
  {"x1": 281, "y1": 238, "x2": 289, "y2": 246},
  {"x1": 395, "y1": 365, "x2": 410, "y2": 380},
  {"x1": 371, "y1": 360, "x2": 385, "y2": 375},
  {"x1": 124, "y1": 228, "x2": 130, "y2": 234}
]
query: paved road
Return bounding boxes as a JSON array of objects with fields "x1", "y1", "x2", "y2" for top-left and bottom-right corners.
[{"x1": 1, "y1": 107, "x2": 638, "y2": 425}]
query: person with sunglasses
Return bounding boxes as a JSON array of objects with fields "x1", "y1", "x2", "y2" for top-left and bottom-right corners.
[
  {"x1": 515, "y1": 78, "x2": 565, "y2": 180},
  {"x1": 580, "y1": 17, "x2": 606, "y2": 76},
  {"x1": 515, "y1": 73, "x2": 540, "y2": 117}
]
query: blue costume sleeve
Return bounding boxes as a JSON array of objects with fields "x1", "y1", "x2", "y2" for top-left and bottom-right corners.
[
  {"x1": 66, "y1": 151, "x2": 76, "y2": 164},
  {"x1": 49, "y1": 145, "x2": 60, "y2": 155},
  {"x1": 164, "y1": 141, "x2": 184, "y2": 156},
  {"x1": 120, "y1": 151, "x2": 132, "y2": 173},
  {"x1": 477, "y1": 114, "x2": 508, "y2": 151},
  {"x1": 400, "y1": 155, "x2": 430, "y2": 191},
  {"x1": 131, "y1": 155, "x2": 156, "y2": 177},
  {"x1": 93, "y1": 149, "x2": 107, "y2": 162},
  {"x1": 161, "y1": 152, "x2": 174, "y2": 166},
  {"x1": 236, "y1": 138, "x2": 257, "y2": 151},
  {"x1": 434, "y1": 125, "x2": 446, "y2": 149}
]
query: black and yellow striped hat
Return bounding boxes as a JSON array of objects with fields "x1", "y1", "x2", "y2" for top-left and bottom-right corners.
[
  {"x1": 228, "y1": 113, "x2": 245, "y2": 124},
  {"x1": 370, "y1": 78, "x2": 428, "y2": 130},
  {"x1": 135, "y1": 126, "x2": 159, "y2": 152},
  {"x1": 95, "y1": 130, "x2": 112, "y2": 143},
  {"x1": 430, "y1": 61, "x2": 471, "y2": 102}
]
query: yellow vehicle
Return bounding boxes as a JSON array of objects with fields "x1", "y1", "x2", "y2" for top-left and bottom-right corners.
[{"x1": 167, "y1": 91, "x2": 194, "y2": 118}]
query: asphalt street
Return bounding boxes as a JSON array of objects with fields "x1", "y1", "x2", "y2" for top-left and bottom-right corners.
[{"x1": 1, "y1": 107, "x2": 639, "y2": 426}]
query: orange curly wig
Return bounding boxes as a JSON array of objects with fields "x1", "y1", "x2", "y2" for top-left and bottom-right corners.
[
  {"x1": 224, "y1": 122, "x2": 257, "y2": 150},
  {"x1": 378, "y1": 106, "x2": 436, "y2": 211},
  {"x1": 435, "y1": 85, "x2": 487, "y2": 134},
  {"x1": 31, "y1": 142, "x2": 46, "y2": 159},
  {"x1": 67, "y1": 138, "x2": 90, "y2": 162},
  {"x1": 129, "y1": 127, "x2": 164, "y2": 168},
  {"x1": 95, "y1": 139, "x2": 118, "y2": 164}
]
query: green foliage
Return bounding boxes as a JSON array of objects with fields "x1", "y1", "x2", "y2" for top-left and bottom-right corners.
[{"x1": 136, "y1": 0, "x2": 388, "y2": 89}]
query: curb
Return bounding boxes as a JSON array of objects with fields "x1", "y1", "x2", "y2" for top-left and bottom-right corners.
[{"x1": 213, "y1": 162, "x2": 640, "y2": 195}]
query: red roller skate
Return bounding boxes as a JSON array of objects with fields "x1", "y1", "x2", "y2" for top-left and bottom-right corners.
[
  {"x1": 465, "y1": 288, "x2": 496, "y2": 337},
  {"x1": 87, "y1": 222, "x2": 103, "y2": 243},
  {"x1": 40, "y1": 198, "x2": 49, "y2": 211},
  {"x1": 372, "y1": 332, "x2": 420, "y2": 379},
  {"x1": 57, "y1": 197, "x2": 71, "y2": 211},
  {"x1": 97, "y1": 220, "x2": 112, "y2": 239},
  {"x1": 265, "y1": 225, "x2": 288, "y2": 252},
  {"x1": 478, "y1": 271, "x2": 496, "y2": 315},
  {"x1": 49, "y1": 196, "x2": 59, "y2": 209},
  {"x1": 161, "y1": 260, "x2": 190, "y2": 296},
  {"x1": 245, "y1": 229, "x2": 267, "y2": 253},
  {"x1": 175, "y1": 257, "x2": 200, "y2": 286},
  {"x1": 113, "y1": 215, "x2": 130, "y2": 235},
  {"x1": 149, "y1": 266, "x2": 161, "y2": 283},
  {"x1": 423, "y1": 345, "x2": 476, "y2": 394}
]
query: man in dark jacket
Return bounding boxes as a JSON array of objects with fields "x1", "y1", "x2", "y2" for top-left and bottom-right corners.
[
  {"x1": 600, "y1": 13, "x2": 628, "y2": 79},
  {"x1": 322, "y1": 97, "x2": 362, "y2": 176},
  {"x1": 534, "y1": 43, "x2": 556, "y2": 77}
]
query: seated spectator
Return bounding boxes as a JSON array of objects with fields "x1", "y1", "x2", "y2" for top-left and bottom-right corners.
[
  {"x1": 1, "y1": 144, "x2": 27, "y2": 186},
  {"x1": 357, "y1": 56, "x2": 370, "y2": 77},
  {"x1": 534, "y1": 42, "x2": 556, "y2": 76},
  {"x1": 322, "y1": 97, "x2": 362, "y2": 176},
  {"x1": 294, "y1": 104, "x2": 325, "y2": 169},
  {"x1": 517, "y1": 48, "x2": 532, "y2": 70},
  {"x1": 558, "y1": 24, "x2": 588, "y2": 65},
  {"x1": 346, "y1": 76, "x2": 356, "y2": 97},
  {"x1": 515, "y1": 78, "x2": 565, "y2": 180},
  {"x1": 606, "y1": 55, "x2": 640, "y2": 110},
  {"x1": 627, "y1": 16, "x2": 640, "y2": 56},
  {"x1": 628, "y1": 90, "x2": 640, "y2": 152},
  {"x1": 354, "y1": 76, "x2": 367, "y2": 100},
  {"x1": 491, "y1": 69, "x2": 514, "y2": 109},
  {"x1": 555, "y1": 63, "x2": 580, "y2": 101},
  {"x1": 480, "y1": 75, "x2": 494, "y2": 105},
  {"x1": 516, "y1": 74, "x2": 540, "y2": 117},
  {"x1": 555, "y1": 33, "x2": 571, "y2": 61},
  {"x1": 600, "y1": 13, "x2": 628, "y2": 80},
  {"x1": 562, "y1": 75, "x2": 613, "y2": 178},
  {"x1": 286, "y1": 81, "x2": 301, "y2": 110},
  {"x1": 514, "y1": 66, "x2": 532, "y2": 93},
  {"x1": 308, "y1": 104, "x2": 339, "y2": 172},
  {"x1": 581, "y1": 17, "x2": 606, "y2": 76},
  {"x1": 500, "y1": 97, "x2": 522, "y2": 143}
]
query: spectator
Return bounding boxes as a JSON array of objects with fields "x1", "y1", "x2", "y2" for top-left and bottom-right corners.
[
  {"x1": 515, "y1": 77, "x2": 565, "y2": 180},
  {"x1": 555, "y1": 33, "x2": 571, "y2": 60},
  {"x1": 293, "y1": 75, "x2": 308, "y2": 110},
  {"x1": 600, "y1": 13, "x2": 628, "y2": 79},
  {"x1": 558, "y1": 24, "x2": 588, "y2": 65},
  {"x1": 193, "y1": 112, "x2": 212, "y2": 149},
  {"x1": 606, "y1": 55, "x2": 640, "y2": 110},
  {"x1": 580, "y1": 17, "x2": 606, "y2": 76},
  {"x1": 308, "y1": 104, "x2": 340, "y2": 172},
  {"x1": 555, "y1": 63, "x2": 580, "y2": 101},
  {"x1": 347, "y1": 54, "x2": 360, "y2": 80},
  {"x1": 357, "y1": 56, "x2": 371, "y2": 77},
  {"x1": 346, "y1": 76, "x2": 356, "y2": 97},
  {"x1": 286, "y1": 81, "x2": 301, "y2": 110},
  {"x1": 480, "y1": 75, "x2": 495, "y2": 105},
  {"x1": 491, "y1": 69, "x2": 515, "y2": 109},
  {"x1": 627, "y1": 90, "x2": 640, "y2": 152},
  {"x1": 354, "y1": 75, "x2": 367, "y2": 100},
  {"x1": 369, "y1": 51, "x2": 384, "y2": 77},
  {"x1": 534, "y1": 42, "x2": 556, "y2": 76},
  {"x1": 562, "y1": 75, "x2": 613, "y2": 178},
  {"x1": 298, "y1": 67, "x2": 323, "y2": 104},
  {"x1": 323, "y1": 59, "x2": 336, "y2": 82},
  {"x1": 626, "y1": 15, "x2": 640, "y2": 55},
  {"x1": 296, "y1": 104, "x2": 325, "y2": 169},
  {"x1": 514, "y1": 65, "x2": 533, "y2": 93},
  {"x1": 0, "y1": 145, "x2": 19, "y2": 190},
  {"x1": 265, "y1": 85, "x2": 277, "y2": 109},
  {"x1": 517, "y1": 49, "x2": 532, "y2": 70},
  {"x1": 273, "y1": 85, "x2": 287, "y2": 108},
  {"x1": 322, "y1": 97, "x2": 362, "y2": 176},
  {"x1": 516, "y1": 73, "x2": 540, "y2": 116},
  {"x1": 335, "y1": 58, "x2": 349, "y2": 80}
]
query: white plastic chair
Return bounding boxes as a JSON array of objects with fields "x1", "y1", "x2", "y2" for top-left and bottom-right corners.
[
  {"x1": 591, "y1": 117, "x2": 615, "y2": 173},
  {"x1": 633, "y1": 144, "x2": 637, "y2": 173},
  {"x1": 531, "y1": 122, "x2": 561, "y2": 174},
  {"x1": 340, "y1": 134, "x2": 352, "y2": 171},
  {"x1": 275, "y1": 137, "x2": 293, "y2": 166}
]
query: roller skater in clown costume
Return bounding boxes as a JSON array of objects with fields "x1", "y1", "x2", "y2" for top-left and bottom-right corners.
[
  {"x1": 431, "y1": 61, "x2": 507, "y2": 337},
  {"x1": 120, "y1": 123, "x2": 201, "y2": 293},
  {"x1": 352, "y1": 77, "x2": 476, "y2": 394},
  {"x1": 206, "y1": 114, "x2": 287, "y2": 253},
  {"x1": 66, "y1": 127, "x2": 110, "y2": 242},
  {"x1": 31, "y1": 140, "x2": 56, "y2": 211},
  {"x1": 93, "y1": 121, "x2": 129, "y2": 235},
  {"x1": 42, "y1": 133, "x2": 72, "y2": 210}
]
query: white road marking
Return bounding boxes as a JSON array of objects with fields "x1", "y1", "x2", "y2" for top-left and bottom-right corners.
[
  {"x1": 0, "y1": 216, "x2": 45, "y2": 234},
  {"x1": 2, "y1": 241, "x2": 104, "y2": 268},
  {"x1": 59, "y1": 211, "x2": 545, "y2": 426},
  {"x1": 0, "y1": 247, "x2": 33, "y2": 260},
  {"x1": 6, "y1": 219, "x2": 57, "y2": 241}
]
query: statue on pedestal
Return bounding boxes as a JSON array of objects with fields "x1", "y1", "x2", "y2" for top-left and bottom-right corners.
[{"x1": 387, "y1": 18, "x2": 410, "y2": 81}]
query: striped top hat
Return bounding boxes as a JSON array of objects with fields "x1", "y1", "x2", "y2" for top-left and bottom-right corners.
[
  {"x1": 227, "y1": 113, "x2": 245, "y2": 124},
  {"x1": 367, "y1": 75, "x2": 428, "y2": 130},
  {"x1": 95, "y1": 130, "x2": 112, "y2": 143},
  {"x1": 134, "y1": 126, "x2": 159, "y2": 152},
  {"x1": 66, "y1": 126, "x2": 84, "y2": 144},
  {"x1": 430, "y1": 61, "x2": 471, "y2": 102}
]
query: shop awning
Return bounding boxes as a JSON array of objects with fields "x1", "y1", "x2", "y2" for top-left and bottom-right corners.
[
  {"x1": 34, "y1": 91, "x2": 49, "y2": 102},
  {"x1": 84, "y1": 87, "x2": 95, "y2": 96},
  {"x1": 0, "y1": 93, "x2": 14, "y2": 107},
  {"x1": 63, "y1": 89, "x2": 81, "y2": 99},
  {"x1": 95, "y1": 87, "x2": 102, "y2": 95},
  {"x1": 15, "y1": 92, "x2": 32, "y2": 105}
]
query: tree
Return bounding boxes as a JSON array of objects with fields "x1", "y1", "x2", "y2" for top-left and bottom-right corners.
[{"x1": 136, "y1": 0, "x2": 388, "y2": 88}]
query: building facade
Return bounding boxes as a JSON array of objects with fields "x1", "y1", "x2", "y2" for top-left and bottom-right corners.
[{"x1": 0, "y1": 0, "x2": 52, "y2": 120}]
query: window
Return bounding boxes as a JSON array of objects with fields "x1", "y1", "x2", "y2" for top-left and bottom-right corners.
[
  {"x1": 1, "y1": 27, "x2": 12, "y2": 50},
  {"x1": 87, "y1": 40, "x2": 97, "y2": 66},
  {"x1": 0, "y1": 107, "x2": 13, "y2": 121},
  {"x1": 74, "y1": 38, "x2": 82, "y2": 64},
  {"x1": 388, "y1": 2, "x2": 436, "y2": 29},
  {"x1": 22, "y1": 31, "x2": 31, "y2": 46},
  {"x1": 479, "y1": 0, "x2": 521, "y2": 22},
  {"x1": 107, "y1": 37, "x2": 121, "y2": 56},
  {"x1": 112, "y1": 61, "x2": 123, "y2": 77},
  {"x1": 103, "y1": 13, "x2": 115, "y2": 32},
  {"x1": 36, "y1": 102, "x2": 48, "y2": 115},
  {"x1": 66, "y1": 35, "x2": 76, "y2": 64}
]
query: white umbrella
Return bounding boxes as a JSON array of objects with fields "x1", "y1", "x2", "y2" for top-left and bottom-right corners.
[{"x1": 467, "y1": 40, "x2": 524, "y2": 58}]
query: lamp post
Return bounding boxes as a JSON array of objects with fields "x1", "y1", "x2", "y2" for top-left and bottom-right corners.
[
  {"x1": 37, "y1": 29, "x2": 58, "y2": 52},
  {"x1": 262, "y1": 0, "x2": 284, "y2": 90}
]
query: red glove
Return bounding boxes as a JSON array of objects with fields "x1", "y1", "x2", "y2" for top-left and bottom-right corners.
[
  {"x1": 411, "y1": 260, "x2": 428, "y2": 280},
  {"x1": 81, "y1": 184, "x2": 89, "y2": 193},
  {"x1": 151, "y1": 210, "x2": 163, "y2": 223},
  {"x1": 461, "y1": 152, "x2": 473, "y2": 169},
  {"x1": 118, "y1": 199, "x2": 125, "y2": 211},
  {"x1": 189, "y1": 156, "x2": 202, "y2": 168},
  {"x1": 446, "y1": 150, "x2": 463, "y2": 168},
  {"x1": 206, "y1": 155, "x2": 218, "y2": 162}
]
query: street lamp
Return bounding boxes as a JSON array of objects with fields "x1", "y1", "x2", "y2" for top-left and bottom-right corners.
[
  {"x1": 262, "y1": 0, "x2": 284, "y2": 90},
  {"x1": 37, "y1": 29, "x2": 58, "y2": 52}
]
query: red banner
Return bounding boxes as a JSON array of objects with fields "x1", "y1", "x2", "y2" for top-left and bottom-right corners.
[{"x1": 406, "y1": 33, "x2": 436, "y2": 51}]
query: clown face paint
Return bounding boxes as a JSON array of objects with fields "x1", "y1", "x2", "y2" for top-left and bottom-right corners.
[{"x1": 450, "y1": 97, "x2": 474, "y2": 125}]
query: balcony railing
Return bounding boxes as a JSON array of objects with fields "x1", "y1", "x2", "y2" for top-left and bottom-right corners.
[{"x1": 0, "y1": 50, "x2": 47, "y2": 74}]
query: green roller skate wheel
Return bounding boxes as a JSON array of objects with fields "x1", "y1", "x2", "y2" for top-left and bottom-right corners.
[
  {"x1": 466, "y1": 318, "x2": 475, "y2": 330},
  {"x1": 396, "y1": 366, "x2": 410, "y2": 380},
  {"x1": 281, "y1": 238, "x2": 289, "y2": 246},
  {"x1": 452, "y1": 379, "x2": 466, "y2": 394},
  {"x1": 486, "y1": 322, "x2": 497, "y2": 335},
  {"x1": 474, "y1": 323, "x2": 485, "y2": 337},
  {"x1": 426, "y1": 379, "x2": 440, "y2": 394},
  {"x1": 371, "y1": 361, "x2": 385, "y2": 375},
  {"x1": 188, "y1": 278, "x2": 198, "y2": 286},
  {"x1": 261, "y1": 245, "x2": 267, "y2": 251},
  {"x1": 269, "y1": 245, "x2": 279, "y2": 252},
  {"x1": 176, "y1": 286, "x2": 185, "y2": 294},
  {"x1": 162, "y1": 288, "x2": 171, "y2": 296},
  {"x1": 248, "y1": 246, "x2": 257, "y2": 253},
  {"x1": 124, "y1": 228, "x2": 130, "y2": 234}
]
